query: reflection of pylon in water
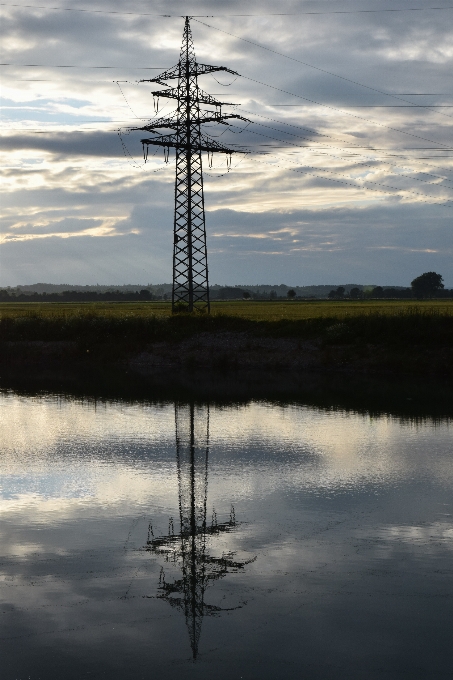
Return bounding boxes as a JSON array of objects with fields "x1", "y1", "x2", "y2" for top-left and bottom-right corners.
[{"x1": 145, "y1": 403, "x2": 256, "y2": 659}]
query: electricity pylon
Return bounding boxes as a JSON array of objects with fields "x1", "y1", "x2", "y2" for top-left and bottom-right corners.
[
  {"x1": 145, "y1": 403, "x2": 256, "y2": 659},
  {"x1": 131, "y1": 16, "x2": 248, "y2": 313}
]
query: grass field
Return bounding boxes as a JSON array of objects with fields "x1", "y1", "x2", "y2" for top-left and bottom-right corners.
[{"x1": 1, "y1": 299, "x2": 452, "y2": 321}]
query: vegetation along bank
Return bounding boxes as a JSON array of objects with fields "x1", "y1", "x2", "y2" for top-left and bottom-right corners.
[{"x1": 1, "y1": 300, "x2": 452, "y2": 379}]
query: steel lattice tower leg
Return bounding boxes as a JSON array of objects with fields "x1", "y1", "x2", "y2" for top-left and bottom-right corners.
[{"x1": 173, "y1": 18, "x2": 209, "y2": 313}]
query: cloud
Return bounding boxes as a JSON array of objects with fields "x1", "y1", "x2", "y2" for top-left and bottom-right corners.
[
  {"x1": 1, "y1": 202, "x2": 451, "y2": 286},
  {"x1": 0, "y1": 131, "x2": 126, "y2": 157},
  {"x1": 1, "y1": 0, "x2": 452, "y2": 285}
]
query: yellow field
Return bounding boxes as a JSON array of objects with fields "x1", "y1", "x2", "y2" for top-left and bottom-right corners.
[{"x1": 1, "y1": 299, "x2": 452, "y2": 321}]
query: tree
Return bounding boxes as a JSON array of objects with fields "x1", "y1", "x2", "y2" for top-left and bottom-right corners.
[
  {"x1": 349, "y1": 287, "x2": 362, "y2": 299},
  {"x1": 243, "y1": 291, "x2": 251, "y2": 300},
  {"x1": 287, "y1": 289, "x2": 296, "y2": 300},
  {"x1": 328, "y1": 286, "x2": 345, "y2": 300},
  {"x1": 370, "y1": 286, "x2": 384, "y2": 298},
  {"x1": 411, "y1": 272, "x2": 444, "y2": 298}
]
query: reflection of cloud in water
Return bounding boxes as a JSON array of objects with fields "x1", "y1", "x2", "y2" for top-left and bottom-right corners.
[
  {"x1": 1, "y1": 394, "x2": 176, "y2": 459},
  {"x1": 1, "y1": 395, "x2": 452, "y2": 521},
  {"x1": 357, "y1": 522, "x2": 453, "y2": 558}
]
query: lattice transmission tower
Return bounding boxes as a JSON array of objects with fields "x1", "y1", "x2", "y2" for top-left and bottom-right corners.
[{"x1": 131, "y1": 16, "x2": 248, "y2": 313}]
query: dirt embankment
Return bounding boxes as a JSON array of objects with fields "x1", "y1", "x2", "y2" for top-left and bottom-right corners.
[
  {"x1": 2, "y1": 330, "x2": 452, "y2": 378},
  {"x1": 129, "y1": 331, "x2": 451, "y2": 377}
]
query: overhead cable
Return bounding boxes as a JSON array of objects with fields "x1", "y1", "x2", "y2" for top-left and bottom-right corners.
[
  {"x1": 251, "y1": 154, "x2": 452, "y2": 209},
  {"x1": 2, "y1": 3, "x2": 453, "y2": 16},
  {"x1": 240, "y1": 108, "x2": 453, "y2": 179},
  {"x1": 226, "y1": 121, "x2": 453, "y2": 197},
  {"x1": 237, "y1": 116, "x2": 453, "y2": 184},
  {"x1": 193, "y1": 19, "x2": 453, "y2": 121},
  {"x1": 241, "y1": 75, "x2": 452, "y2": 148},
  {"x1": 0, "y1": 63, "x2": 166, "y2": 69}
]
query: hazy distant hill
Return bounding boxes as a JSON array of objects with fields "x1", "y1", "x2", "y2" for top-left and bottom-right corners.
[
  {"x1": 6, "y1": 282, "x2": 411, "y2": 299},
  {"x1": 9, "y1": 283, "x2": 173, "y2": 295}
]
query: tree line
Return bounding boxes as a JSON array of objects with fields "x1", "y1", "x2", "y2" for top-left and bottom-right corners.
[
  {"x1": 1, "y1": 272, "x2": 450, "y2": 303},
  {"x1": 0, "y1": 289, "x2": 165, "y2": 302},
  {"x1": 328, "y1": 272, "x2": 450, "y2": 300}
]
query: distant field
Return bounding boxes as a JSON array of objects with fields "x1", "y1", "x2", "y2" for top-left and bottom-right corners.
[{"x1": 0, "y1": 299, "x2": 452, "y2": 321}]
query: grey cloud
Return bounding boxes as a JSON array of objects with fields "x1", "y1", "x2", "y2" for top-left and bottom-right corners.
[
  {"x1": 0, "y1": 175, "x2": 173, "y2": 215},
  {"x1": 2, "y1": 203, "x2": 451, "y2": 287},
  {"x1": 0, "y1": 131, "x2": 126, "y2": 157}
]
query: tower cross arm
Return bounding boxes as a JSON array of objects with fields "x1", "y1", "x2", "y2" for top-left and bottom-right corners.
[
  {"x1": 129, "y1": 116, "x2": 179, "y2": 133},
  {"x1": 141, "y1": 134, "x2": 248, "y2": 155},
  {"x1": 151, "y1": 87, "x2": 180, "y2": 101},
  {"x1": 196, "y1": 89, "x2": 237, "y2": 107},
  {"x1": 200, "y1": 137, "x2": 249, "y2": 154},
  {"x1": 195, "y1": 64, "x2": 239, "y2": 77},
  {"x1": 138, "y1": 63, "x2": 238, "y2": 86},
  {"x1": 151, "y1": 87, "x2": 236, "y2": 108},
  {"x1": 137, "y1": 65, "x2": 180, "y2": 85},
  {"x1": 199, "y1": 112, "x2": 249, "y2": 125}
]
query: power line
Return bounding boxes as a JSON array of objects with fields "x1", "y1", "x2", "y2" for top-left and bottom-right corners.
[
  {"x1": 212, "y1": 114, "x2": 451, "y2": 193},
  {"x1": 241, "y1": 75, "x2": 452, "y2": 148},
  {"x1": 272, "y1": 105, "x2": 453, "y2": 107},
  {"x1": 251, "y1": 154, "x2": 453, "y2": 208},
  {"x1": 193, "y1": 19, "x2": 453, "y2": 121},
  {"x1": 237, "y1": 117, "x2": 453, "y2": 184},
  {"x1": 242, "y1": 109, "x2": 453, "y2": 179},
  {"x1": 2, "y1": 3, "x2": 453, "y2": 16},
  {"x1": 1, "y1": 66, "x2": 450, "y2": 98},
  {"x1": 0, "y1": 3, "x2": 172, "y2": 14},
  {"x1": 5, "y1": 118, "x2": 453, "y2": 172},
  {"x1": 225, "y1": 120, "x2": 453, "y2": 199},
  {"x1": 2, "y1": 120, "x2": 151, "y2": 124},
  {"x1": 102, "y1": 76, "x2": 450, "y2": 182},
  {"x1": 0, "y1": 63, "x2": 167, "y2": 69},
  {"x1": 239, "y1": 108, "x2": 453, "y2": 177}
]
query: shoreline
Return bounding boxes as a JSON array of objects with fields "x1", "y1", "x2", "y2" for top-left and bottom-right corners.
[
  {"x1": 2, "y1": 356, "x2": 452, "y2": 420},
  {"x1": 2, "y1": 328, "x2": 452, "y2": 378}
]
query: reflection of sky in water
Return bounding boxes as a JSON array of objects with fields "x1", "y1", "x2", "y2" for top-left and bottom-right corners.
[{"x1": 1, "y1": 391, "x2": 452, "y2": 679}]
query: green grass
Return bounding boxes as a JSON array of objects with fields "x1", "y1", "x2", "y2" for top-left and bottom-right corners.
[
  {"x1": 1, "y1": 299, "x2": 452, "y2": 322},
  {"x1": 214, "y1": 300, "x2": 453, "y2": 320},
  {"x1": 1, "y1": 300, "x2": 453, "y2": 347}
]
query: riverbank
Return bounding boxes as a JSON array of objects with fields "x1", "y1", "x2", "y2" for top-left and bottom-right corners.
[{"x1": 1, "y1": 307, "x2": 452, "y2": 379}]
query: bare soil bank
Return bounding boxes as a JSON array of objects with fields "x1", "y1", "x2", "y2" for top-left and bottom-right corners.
[
  {"x1": 2, "y1": 329, "x2": 452, "y2": 379},
  {"x1": 130, "y1": 331, "x2": 453, "y2": 377}
]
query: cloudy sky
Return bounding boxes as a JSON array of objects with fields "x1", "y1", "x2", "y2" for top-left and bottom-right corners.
[{"x1": 1, "y1": 0, "x2": 452, "y2": 286}]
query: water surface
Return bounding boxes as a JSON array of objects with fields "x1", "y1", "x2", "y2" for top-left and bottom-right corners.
[{"x1": 1, "y1": 391, "x2": 452, "y2": 679}]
